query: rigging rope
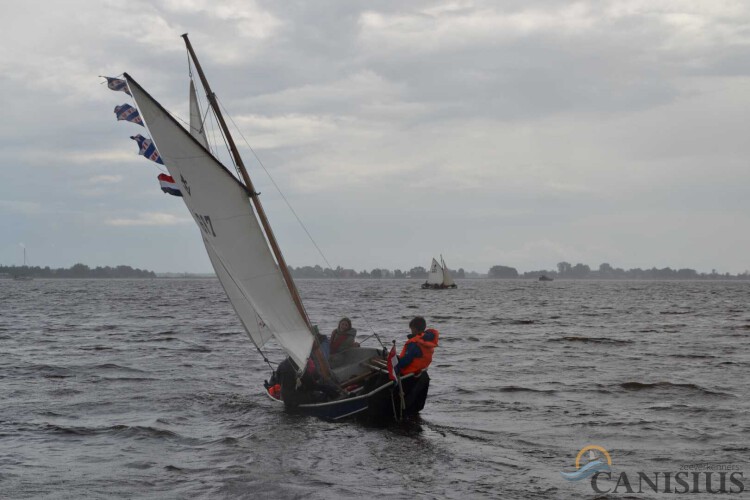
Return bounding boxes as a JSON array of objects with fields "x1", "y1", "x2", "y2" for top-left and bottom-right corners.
[
  {"x1": 216, "y1": 97, "x2": 335, "y2": 271},
  {"x1": 215, "y1": 97, "x2": 387, "y2": 341}
]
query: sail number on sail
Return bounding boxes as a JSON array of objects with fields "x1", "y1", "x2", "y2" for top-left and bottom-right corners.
[
  {"x1": 195, "y1": 213, "x2": 217, "y2": 237},
  {"x1": 180, "y1": 174, "x2": 191, "y2": 195}
]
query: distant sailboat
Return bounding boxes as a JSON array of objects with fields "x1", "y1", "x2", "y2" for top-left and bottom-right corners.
[
  {"x1": 421, "y1": 255, "x2": 457, "y2": 289},
  {"x1": 117, "y1": 34, "x2": 431, "y2": 422},
  {"x1": 13, "y1": 246, "x2": 33, "y2": 281}
]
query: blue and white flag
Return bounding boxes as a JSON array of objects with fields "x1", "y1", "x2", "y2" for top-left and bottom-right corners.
[
  {"x1": 103, "y1": 76, "x2": 131, "y2": 96},
  {"x1": 114, "y1": 104, "x2": 144, "y2": 126},
  {"x1": 130, "y1": 134, "x2": 163, "y2": 165}
]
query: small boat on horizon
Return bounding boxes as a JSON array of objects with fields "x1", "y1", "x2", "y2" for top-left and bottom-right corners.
[
  {"x1": 422, "y1": 255, "x2": 458, "y2": 289},
  {"x1": 539, "y1": 275, "x2": 554, "y2": 282},
  {"x1": 13, "y1": 247, "x2": 33, "y2": 281}
]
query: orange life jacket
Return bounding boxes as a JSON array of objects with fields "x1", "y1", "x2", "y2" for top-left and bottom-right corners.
[
  {"x1": 268, "y1": 383, "x2": 282, "y2": 400},
  {"x1": 399, "y1": 328, "x2": 439, "y2": 375}
]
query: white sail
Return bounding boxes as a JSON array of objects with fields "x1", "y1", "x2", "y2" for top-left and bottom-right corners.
[
  {"x1": 189, "y1": 80, "x2": 209, "y2": 149},
  {"x1": 205, "y1": 240, "x2": 273, "y2": 347},
  {"x1": 441, "y1": 255, "x2": 455, "y2": 287},
  {"x1": 189, "y1": 81, "x2": 272, "y2": 348},
  {"x1": 126, "y1": 73, "x2": 313, "y2": 369},
  {"x1": 426, "y1": 258, "x2": 444, "y2": 285}
]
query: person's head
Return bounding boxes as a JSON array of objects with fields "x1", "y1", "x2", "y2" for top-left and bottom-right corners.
[
  {"x1": 409, "y1": 316, "x2": 426, "y2": 335},
  {"x1": 338, "y1": 317, "x2": 352, "y2": 332}
]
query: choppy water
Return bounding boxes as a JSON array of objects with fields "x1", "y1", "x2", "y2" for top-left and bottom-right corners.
[{"x1": 1, "y1": 279, "x2": 748, "y2": 498}]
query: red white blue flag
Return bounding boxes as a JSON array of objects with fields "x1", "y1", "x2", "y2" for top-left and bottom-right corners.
[
  {"x1": 387, "y1": 345, "x2": 399, "y2": 382},
  {"x1": 130, "y1": 134, "x2": 163, "y2": 165},
  {"x1": 114, "y1": 104, "x2": 144, "y2": 126},
  {"x1": 158, "y1": 174, "x2": 182, "y2": 197},
  {"x1": 103, "y1": 76, "x2": 132, "y2": 96}
]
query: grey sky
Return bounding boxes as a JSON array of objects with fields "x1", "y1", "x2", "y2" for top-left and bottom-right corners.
[{"x1": 1, "y1": 0, "x2": 748, "y2": 274}]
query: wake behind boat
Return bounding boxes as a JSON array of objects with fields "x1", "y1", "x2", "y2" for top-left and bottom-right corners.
[{"x1": 108, "y1": 35, "x2": 432, "y2": 422}]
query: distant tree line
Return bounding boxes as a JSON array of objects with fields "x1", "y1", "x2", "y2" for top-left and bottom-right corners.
[
  {"x1": 289, "y1": 262, "x2": 750, "y2": 280},
  {"x1": 0, "y1": 263, "x2": 156, "y2": 279},
  {"x1": 288, "y1": 265, "x2": 478, "y2": 279},
  {"x1": 489, "y1": 262, "x2": 750, "y2": 280}
]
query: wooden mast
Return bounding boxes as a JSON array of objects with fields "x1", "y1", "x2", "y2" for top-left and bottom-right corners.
[{"x1": 182, "y1": 33, "x2": 332, "y2": 379}]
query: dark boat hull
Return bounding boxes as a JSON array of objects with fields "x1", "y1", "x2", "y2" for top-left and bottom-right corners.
[
  {"x1": 266, "y1": 371, "x2": 430, "y2": 422},
  {"x1": 421, "y1": 283, "x2": 457, "y2": 289}
]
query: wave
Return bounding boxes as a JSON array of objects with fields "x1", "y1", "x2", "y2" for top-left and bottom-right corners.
[
  {"x1": 489, "y1": 318, "x2": 536, "y2": 325},
  {"x1": 39, "y1": 423, "x2": 182, "y2": 440},
  {"x1": 491, "y1": 386, "x2": 556, "y2": 394},
  {"x1": 89, "y1": 363, "x2": 147, "y2": 373},
  {"x1": 620, "y1": 381, "x2": 733, "y2": 397},
  {"x1": 669, "y1": 354, "x2": 716, "y2": 359},
  {"x1": 549, "y1": 336, "x2": 633, "y2": 345}
]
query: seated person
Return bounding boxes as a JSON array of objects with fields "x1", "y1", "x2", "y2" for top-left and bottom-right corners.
[{"x1": 330, "y1": 317, "x2": 359, "y2": 355}]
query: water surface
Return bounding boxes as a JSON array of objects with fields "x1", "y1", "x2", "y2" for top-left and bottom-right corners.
[{"x1": 1, "y1": 279, "x2": 748, "y2": 498}]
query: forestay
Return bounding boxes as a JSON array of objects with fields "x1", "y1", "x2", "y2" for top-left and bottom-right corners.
[
  {"x1": 426, "y1": 258, "x2": 444, "y2": 285},
  {"x1": 125, "y1": 73, "x2": 313, "y2": 369}
]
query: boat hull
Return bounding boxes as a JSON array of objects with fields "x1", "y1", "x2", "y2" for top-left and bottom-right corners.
[
  {"x1": 266, "y1": 371, "x2": 430, "y2": 422},
  {"x1": 421, "y1": 283, "x2": 457, "y2": 289}
]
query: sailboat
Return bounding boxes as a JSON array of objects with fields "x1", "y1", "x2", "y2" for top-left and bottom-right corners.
[
  {"x1": 119, "y1": 34, "x2": 429, "y2": 422},
  {"x1": 13, "y1": 246, "x2": 33, "y2": 281},
  {"x1": 421, "y1": 255, "x2": 457, "y2": 289}
]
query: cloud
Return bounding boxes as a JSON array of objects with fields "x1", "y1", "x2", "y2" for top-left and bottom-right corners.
[
  {"x1": 0, "y1": 200, "x2": 44, "y2": 215},
  {"x1": 106, "y1": 212, "x2": 191, "y2": 226},
  {"x1": 88, "y1": 175, "x2": 124, "y2": 184}
]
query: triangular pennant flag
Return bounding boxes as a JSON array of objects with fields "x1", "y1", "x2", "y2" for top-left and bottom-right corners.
[
  {"x1": 114, "y1": 104, "x2": 144, "y2": 126},
  {"x1": 130, "y1": 134, "x2": 163, "y2": 164},
  {"x1": 103, "y1": 76, "x2": 132, "y2": 96}
]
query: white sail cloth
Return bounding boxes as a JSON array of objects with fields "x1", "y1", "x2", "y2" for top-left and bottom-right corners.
[
  {"x1": 125, "y1": 73, "x2": 313, "y2": 369},
  {"x1": 441, "y1": 256, "x2": 455, "y2": 287},
  {"x1": 426, "y1": 258, "x2": 444, "y2": 285},
  {"x1": 189, "y1": 80, "x2": 274, "y2": 347}
]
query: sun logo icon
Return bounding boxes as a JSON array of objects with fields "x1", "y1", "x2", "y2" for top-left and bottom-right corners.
[{"x1": 560, "y1": 445, "x2": 612, "y2": 481}]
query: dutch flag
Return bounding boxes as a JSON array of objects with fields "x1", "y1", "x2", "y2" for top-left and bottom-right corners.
[
  {"x1": 158, "y1": 174, "x2": 182, "y2": 197},
  {"x1": 387, "y1": 345, "x2": 399, "y2": 382}
]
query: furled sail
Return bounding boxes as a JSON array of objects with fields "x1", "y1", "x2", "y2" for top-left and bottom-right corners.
[
  {"x1": 441, "y1": 256, "x2": 455, "y2": 287},
  {"x1": 426, "y1": 258, "x2": 444, "y2": 285},
  {"x1": 125, "y1": 73, "x2": 313, "y2": 369}
]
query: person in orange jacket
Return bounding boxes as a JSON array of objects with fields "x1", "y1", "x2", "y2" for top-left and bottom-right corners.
[{"x1": 398, "y1": 316, "x2": 439, "y2": 376}]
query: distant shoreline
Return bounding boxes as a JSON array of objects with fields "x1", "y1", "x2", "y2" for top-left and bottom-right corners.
[
  {"x1": 3, "y1": 275, "x2": 748, "y2": 282},
  {"x1": 3, "y1": 262, "x2": 748, "y2": 281}
]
